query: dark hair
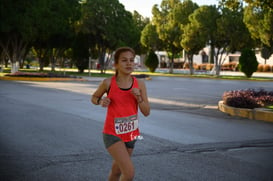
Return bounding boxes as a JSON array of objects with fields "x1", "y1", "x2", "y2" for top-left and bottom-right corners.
[{"x1": 114, "y1": 47, "x2": 135, "y2": 65}]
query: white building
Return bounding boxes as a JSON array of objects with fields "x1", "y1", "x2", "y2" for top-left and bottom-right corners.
[{"x1": 155, "y1": 47, "x2": 273, "y2": 67}]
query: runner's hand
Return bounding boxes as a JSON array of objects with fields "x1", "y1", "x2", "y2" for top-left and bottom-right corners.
[
  {"x1": 100, "y1": 97, "x2": 111, "y2": 107},
  {"x1": 131, "y1": 88, "x2": 143, "y2": 103}
]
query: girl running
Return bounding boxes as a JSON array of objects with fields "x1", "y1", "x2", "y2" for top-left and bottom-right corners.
[{"x1": 91, "y1": 47, "x2": 150, "y2": 181}]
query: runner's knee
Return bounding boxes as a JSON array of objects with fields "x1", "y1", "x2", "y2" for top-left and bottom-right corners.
[
  {"x1": 121, "y1": 170, "x2": 135, "y2": 181},
  {"x1": 111, "y1": 162, "x2": 121, "y2": 177}
]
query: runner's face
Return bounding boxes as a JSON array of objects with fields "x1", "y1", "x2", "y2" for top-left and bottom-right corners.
[{"x1": 116, "y1": 51, "x2": 135, "y2": 74}]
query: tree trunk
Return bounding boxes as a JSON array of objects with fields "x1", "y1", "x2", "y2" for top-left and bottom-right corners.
[
  {"x1": 188, "y1": 54, "x2": 194, "y2": 75},
  {"x1": 169, "y1": 53, "x2": 174, "y2": 74},
  {"x1": 39, "y1": 58, "x2": 44, "y2": 71},
  {"x1": 0, "y1": 34, "x2": 28, "y2": 73},
  {"x1": 99, "y1": 54, "x2": 104, "y2": 74},
  {"x1": 215, "y1": 64, "x2": 221, "y2": 77},
  {"x1": 11, "y1": 52, "x2": 19, "y2": 73},
  {"x1": 209, "y1": 44, "x2": 215, "y2": 64},
  {"x1": 11, "y1": 61, "x2": 19, "y2": 73},
  {"x1": 104, "y1": 52, "x2": 113, "y2": 73},
  {"x1": 169, "y1": 58, "x2": 174, "y2": 74},
  {"x1": 214, "y1": 53, "x2": 219, "y2": 77},
  {"x1": 4, "y1": 58, "x2": 8, "y2": 68},
  {"x1": 98, "y1": 47, "x2": 106, "y2": 74},
  {"x1": 51, "y1": 59, "x2": 56, "y2": 71}
]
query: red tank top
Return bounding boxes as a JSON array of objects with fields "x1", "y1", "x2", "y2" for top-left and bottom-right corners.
[{"x1": 103, "y1": 76, "x2": 140, "y2": 142}]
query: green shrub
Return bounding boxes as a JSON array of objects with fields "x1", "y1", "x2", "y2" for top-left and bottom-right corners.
[
  {"x1": 238, "y1": 48, "x2": 258, "y2": 78},
  {"x1": 144, "y1": 50, "x2": 159, "y2": 72}
]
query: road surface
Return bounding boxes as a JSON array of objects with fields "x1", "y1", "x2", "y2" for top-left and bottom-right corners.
[{"x1": 1, "y1": 77, "x2": 273, "y2": 181}]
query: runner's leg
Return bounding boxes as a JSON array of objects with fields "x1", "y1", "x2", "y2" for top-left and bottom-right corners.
[{"x1": 107, "y1": 141, "x2": 134, "y2": 181}]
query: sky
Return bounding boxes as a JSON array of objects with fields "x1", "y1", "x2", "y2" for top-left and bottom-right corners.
[{"x1": 119, "y1": 0, "x2": 218, "y2": 18}]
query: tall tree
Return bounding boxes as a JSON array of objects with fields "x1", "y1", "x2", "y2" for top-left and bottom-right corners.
[
  {"x1": 141, "y1": 23, "x2": 163, "y2": 51},
  {"x1": 181, "y1": 22, "x2": 206, "y2": 75},
  {"x1": 152, "y1": 0, "x2": 183, "y2": 73},
  {"x1": 132, "y1": 11, "x2": 150, "y2": 55},
  {"x1": 183, "y1": 4, "x2": 255, "y2": 76},
  {"x1": 0, "y1": 0, "x2": 34, "y2": 73},
  {"x1": 244, "y1": 4, "x2": 273, "y2": 48},
  {"x1": 32, "y1": 0, "x2": 79, "y2": 71},
  {"x1": 244, "y1": 0, "x2": 273, "y2": 9},
  {"x1": 261, "y1": 45, "x2": 273, "y2": 64},
  {"x1": 0, "y1": 0, "x2": 79, "y2": 72},
  {"x1": 191, "y1": 5, "x2": 220, "y2": 64},
  {"x1": 152, "y1": 0, "x2": 198, "y2": 74},
  {"x1": 220, "y1": 0, "x2": 273, "y2": 10},
  {"x1": 220, "y1": 0, "x2": 273, "y2": 48},
  {"x1": 213, "y1": 5, "x2": 254, "y2": 76},
  {"x1": 47, "y1": 0, "x2": 80, "y2": 71},
  {"x1": 220, "y1": 0, "x2": 273, "y2": 70},
  {"x1": 80, "y1": 0, "x2": 138, "y2": 73}
]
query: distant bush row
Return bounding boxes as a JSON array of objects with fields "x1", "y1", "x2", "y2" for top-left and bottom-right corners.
[
  {"x1": 5, "y1": 72, "x2": 77, "y2": 78},
  {"x1": 222, "y1": 89, "x2": 273, "y2": 109},
  {"x1": 257, "y1": 64, "x2": 273, "y2": 72},
  {"x1": 193, "y1": 62, "x2": 239, "y2": 71},
  {"x1": 159, "y1": 62, "x2": 273, "y2": 72},
  {"x1": 186, "y1": 62, "x2": 273, "y2": 72}
]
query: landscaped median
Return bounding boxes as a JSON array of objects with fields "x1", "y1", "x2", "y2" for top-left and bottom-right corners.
[
  {"x1": 0, "y1": 76, "x2": 87, "y2": 81},
  {"x1": 218, "y1": 100, "x2": 273, "y2": 123},
  {"x1": 0, "y1": 71, "x2": 87, "y2": 82}
]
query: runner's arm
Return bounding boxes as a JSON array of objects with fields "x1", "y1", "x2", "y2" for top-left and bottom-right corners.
[
  {"x1": 137, "y1": 79, "x2": 150, "y2": 116},
  {"x1": 91, "y1": 78, "x2": 110, "y2": 105}
]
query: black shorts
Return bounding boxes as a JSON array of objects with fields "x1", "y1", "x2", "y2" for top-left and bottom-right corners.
[{"x1": 103, "y1": 133, "x2": 137, "y2": 149}]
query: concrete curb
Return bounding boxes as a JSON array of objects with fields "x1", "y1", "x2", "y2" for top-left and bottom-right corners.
[{"x1": 218, "y1": 101, "x2": 273, "y2": 123}]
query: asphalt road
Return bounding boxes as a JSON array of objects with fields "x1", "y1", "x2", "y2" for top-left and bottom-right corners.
[{"x1": 1, "y1": 77, "x2": 273, "y2": 181}]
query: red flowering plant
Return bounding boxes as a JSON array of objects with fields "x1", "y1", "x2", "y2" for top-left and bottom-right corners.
[
  {"x1": 5, "y1": 72, "x2": 48, "y2": 77},
  {"x1": 5, "y1": 71, "x2": 75, "y2": 78},
  {"x1": 222, "y1": 89, "x2": 273, "y2": 109}
]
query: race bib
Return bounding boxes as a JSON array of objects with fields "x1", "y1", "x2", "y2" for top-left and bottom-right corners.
[{"x1": 115, "y1": 115, "x2": 138, "y2": 135}]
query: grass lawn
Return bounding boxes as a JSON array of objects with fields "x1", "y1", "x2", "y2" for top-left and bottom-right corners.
[
  {"x1": 265, "y1": 105, "x2": 273, "y2": 111},
  {"x1": 0, "y1": 67, "x2": 272, "y2": 81}
]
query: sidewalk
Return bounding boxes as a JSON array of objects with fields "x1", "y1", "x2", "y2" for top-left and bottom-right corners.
[
  {"x1": 220, "y1": 71, "x2": 273, "y2": 78},
  {"x1": 82, "y1": 70, "x2": 273, "y2": 80}
]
